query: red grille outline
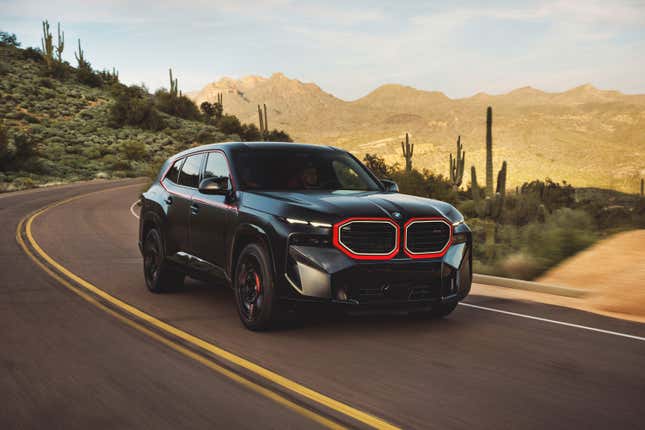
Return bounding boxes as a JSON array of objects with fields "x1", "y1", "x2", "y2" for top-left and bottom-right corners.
[
  {"x1": 403, "y1": 217, "x2": 453, "y2": 259},
  {"x1": 333, "y1": 217, "x2": 400, "y2": 260}
]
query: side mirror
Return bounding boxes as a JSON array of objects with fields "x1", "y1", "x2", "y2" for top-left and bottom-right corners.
[
  {"x1": 199, "y1": 176, "x2": 229, "y2": 195},
  {"x1": 380, "y1": 179, "x2": 399, "y2": 192}
]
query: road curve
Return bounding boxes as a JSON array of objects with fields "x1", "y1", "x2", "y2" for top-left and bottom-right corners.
[
  {"x1": 4, "y1": 180, "x2": 645, "y2": 429},
  {"x1": 1, "y1": 180, "x2": 334, "y2": 430}
]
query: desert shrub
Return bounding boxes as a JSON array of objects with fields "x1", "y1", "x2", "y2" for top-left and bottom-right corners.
[
  {"x1": 265, "y1": 129, "x2": 293, "y2": 142},
  {"x1": 390, "y1": 168, "x2": 455, "y2": 203},
  {"x1": 523, "y1": 208, "x2": 596, "y2": 265},
  {"x1": 0, "y1": 31, "x2": 20, "y2": 47},
  {"x1": 120, "y1": 140, "x2": 147, "y2": 161},
  {"x1": 217, "y1": 114, "x2": 243, "y2": 136},
  {"x1": 498, "y1": 252, "x2": 544, "y2": 280},
  {"x1": 76, "y1": 64, "x2": 103, "y2": 88},
  {"x1": 363, "y1": 153, "x2": 397, "y2": 179},
  {"x1": 21, "y1": 47, "x2": 43, "y2": 62},
  {"x1": 240, "y1": 123, "x2": 262, "y2": 141},
  {"x1": 154, "y1": 90, "x2": 200, "y2": 120},
  {"x1": 109, "y1": 85, "x2": 165, "y2": 131},
  {"x1": 0, "y1": 62, "x2": 9, "y2": 75},
  {"x1": 0, "y1": 122, "x2": 10, "y2": 169}
]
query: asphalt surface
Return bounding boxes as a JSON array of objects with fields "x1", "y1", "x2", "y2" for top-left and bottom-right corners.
[{"x1": 3, "y1": 179, "x2": 645, "y2": 429}]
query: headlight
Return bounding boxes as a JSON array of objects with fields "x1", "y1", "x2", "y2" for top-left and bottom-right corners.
[{"x1": 284, "y1": 218, "x2": 332, "y2": 228}]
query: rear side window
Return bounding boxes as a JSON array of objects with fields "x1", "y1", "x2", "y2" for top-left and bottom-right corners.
[
  {"x1": 177, "y1": 154, "x2": 203, "y2": 188},
  {"x1": 165, "y1": 159, "x2": 184, "y2": 184},
  {"x1": 203, "y1": 152, "x2": 230, "y2": 180}
]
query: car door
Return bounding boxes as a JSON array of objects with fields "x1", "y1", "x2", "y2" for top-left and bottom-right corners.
[
  {"x1": 164, "y1": 153, "x2": 203, "y2": 257},
  {"x1": 190, "y1": 150, "x2": 236, "y2": 275}
]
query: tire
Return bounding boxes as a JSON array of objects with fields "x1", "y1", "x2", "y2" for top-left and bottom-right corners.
[
  {"x1": 143, "y1": 229, "x2": 184, "y2": 293},
  {"x1": 234, "y1": 243, "x2": 278, "y2": 331}
]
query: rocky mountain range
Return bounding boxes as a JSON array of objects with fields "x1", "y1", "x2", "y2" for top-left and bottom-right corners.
[{"x1": 190, "y1": 74, "x2": 645, "y2": 191}]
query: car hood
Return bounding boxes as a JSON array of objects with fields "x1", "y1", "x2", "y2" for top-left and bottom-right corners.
[{"x1": 242, "y1": 190, "x2": 462, "y2": 224}]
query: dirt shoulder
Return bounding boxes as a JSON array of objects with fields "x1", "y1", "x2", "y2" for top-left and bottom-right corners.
[{"x1": 474, "y1": 230, "x2": 645, "y2": 323}]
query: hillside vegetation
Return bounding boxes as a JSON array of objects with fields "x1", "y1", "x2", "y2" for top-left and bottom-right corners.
[
  {"x1": 0, "y1": 28, "x2": 290, "y2": 192},
  {"x1": 191, "y1": 74, "x2": 645, "y2": 192}
]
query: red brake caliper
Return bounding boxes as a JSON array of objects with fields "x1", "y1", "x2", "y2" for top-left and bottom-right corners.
[
  {"x1": 249, "y1": 272, "x2": 261, "y2": 318},
  {"x1": 254, "y1": 272, "x2": 262, "y2": 294}
]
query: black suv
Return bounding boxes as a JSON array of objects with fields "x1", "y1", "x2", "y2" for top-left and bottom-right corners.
[{"x1": 139, "y1": 142, "x2": 472, "y2": 330}]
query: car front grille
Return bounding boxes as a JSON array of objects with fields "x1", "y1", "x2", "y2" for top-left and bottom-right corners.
[
  {"x1": 405, "y1": 219, "x2": 452, "y2": 255},
  {"x1": 336, "y1": 220, "x2": 398, "y2": 256}
]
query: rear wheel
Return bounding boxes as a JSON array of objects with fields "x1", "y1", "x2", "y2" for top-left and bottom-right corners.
[
  {"x1": 234, "y1": 243, "x2": 278, "y2": 331},
  {"x1": 143, "y1": 229, "x2": 184, "y2": 293}
]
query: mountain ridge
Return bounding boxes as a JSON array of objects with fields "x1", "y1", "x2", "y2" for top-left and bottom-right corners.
[{"x1": 190, "y1": 74, "x2": 645, "y2": 192}]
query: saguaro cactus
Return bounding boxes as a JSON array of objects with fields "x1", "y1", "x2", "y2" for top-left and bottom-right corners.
[
  {"x1": 401, "y1": 132, "x2": 413, "y2": 172},
  {"x1": 641, "y1": 178, "x2": 644, "y2": 197},
  {"x1": 263, "y1": 103, "x2": 268, "y2": 132},
  {"x1": 169, "y1": 68, "x2": 178, "y2": 97},
  {"x1": 471, "y1": 162, "x2": 506, "y2": 218},
  {"x1": 449, "y1": 135, "x2": 465, "y2": 190},
  {"x1": 55, "y1": 22, "x2": 65, "y2": 62},
  {"x1": 41, "y1": 20, "x2": 54, "y2": 68},
  {"x1": 74, "y1": 39, "x2": 87, "y2": 68},
  {"x1": 486, "y1": 106, "x2": 493, "y2": 196},
  {"x1": 257, "y1": 104, "x2": 269, "y2": 139}
]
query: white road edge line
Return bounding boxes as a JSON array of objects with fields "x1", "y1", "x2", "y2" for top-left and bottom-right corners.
[
  {"x1": 130, "y1": 199, "x2": 140, "y2": 219},
  {"x1": 459, "y1": 302, "x2": 645, "y2": 342}
]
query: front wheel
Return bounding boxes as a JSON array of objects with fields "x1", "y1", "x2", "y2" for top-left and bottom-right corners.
[{"x1": 234, "y1": 243, "x2": 278, "y2": 331}]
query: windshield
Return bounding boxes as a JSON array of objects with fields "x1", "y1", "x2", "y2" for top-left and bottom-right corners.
[{"x1": 232, "y1": 148, "x2": 381, "y2": 191}]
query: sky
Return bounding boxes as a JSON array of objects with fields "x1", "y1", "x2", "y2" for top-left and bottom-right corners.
[{"x1": 1, "y1": 0, "x2": 644, "y2": 100}]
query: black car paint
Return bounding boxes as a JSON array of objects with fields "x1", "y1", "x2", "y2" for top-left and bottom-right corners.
[{"x1": 139, "y1": 142, "x2": 472, "y2": 307}]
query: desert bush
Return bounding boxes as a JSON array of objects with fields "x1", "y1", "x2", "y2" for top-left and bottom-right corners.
[
  {"x1": 265, "y1": 129, "x2": 293, "y2": 142},
  {"x1": 154, "y1": 90, "x2": 200, "y2": 120},
  {"x1": 76, "y1": 64, "x2": 103, "y2": 88},
  {"x1": 109, "y1": 85, "x2": 165, "y2": 131},
  {"x1": 217, "y1": 114, "x2": 243, "y2": 136},
  {"x1": 523, "y1": 208, "x2": 596, "y2": 266},
  {"x1": 363, "y1": 153, "x2": 397, "y2": 179},
  {"x1": 0, "y1": 31, "x2": 20, "y2": 47},
  {"x1": 120, "y1": 140, "x2": 147, "y2": 161},
  {"x1": 499, "y1": 253, "x2": 544, "y2": 280}
]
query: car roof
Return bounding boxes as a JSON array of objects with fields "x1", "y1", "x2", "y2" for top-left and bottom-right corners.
[{"x1": 172, "y1": 142, "x2": 343, "y2": 160}]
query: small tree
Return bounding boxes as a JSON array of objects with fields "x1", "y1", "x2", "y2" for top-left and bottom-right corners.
[
  {"x1": 363, "y1": 153, "x2": 394, "y2": 178},
  {"x1": 0, "y1": 31, "x2": 20, "y2": 47}
]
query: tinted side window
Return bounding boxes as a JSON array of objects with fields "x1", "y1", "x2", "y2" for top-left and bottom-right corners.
[
  {"x1": 165, "y1": 158, "x2": 184, "y2": 184},
  {"x1": 177, "y1": 154, "x2": 203, "y2": 188},
  {"x1": 203, "y1": 152, "x2": 230, "y2": 180}
]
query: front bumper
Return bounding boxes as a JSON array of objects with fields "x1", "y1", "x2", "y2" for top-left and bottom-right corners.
[{"x1": 281, "y1": 241, "x2": 472, "y2": 307}]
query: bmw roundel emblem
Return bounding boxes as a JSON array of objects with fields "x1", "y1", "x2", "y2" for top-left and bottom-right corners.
[{"x1": 392, "y1": 211, "x2": 402, "y2": 219}]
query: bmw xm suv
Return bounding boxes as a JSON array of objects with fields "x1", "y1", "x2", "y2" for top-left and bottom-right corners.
[{"x1": 139, "y1": 142, "x2": 472, "y2": 330}]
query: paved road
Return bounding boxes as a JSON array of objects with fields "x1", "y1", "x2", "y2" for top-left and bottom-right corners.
[{"x1": 3, "y1": 180, "x2": 645, "y2": 429}]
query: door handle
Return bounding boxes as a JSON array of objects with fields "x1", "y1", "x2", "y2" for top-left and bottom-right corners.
[
  {"x1": 164, "y1": 196, "x2": 173, "y2": 205},
  {"x1": 190, "y1": 203, "x2": 199, "y2": 215}
]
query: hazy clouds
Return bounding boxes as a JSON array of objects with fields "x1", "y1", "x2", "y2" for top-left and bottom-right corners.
[{"x1": 2, "y1": 0, "x2": 644, "y2": 99}]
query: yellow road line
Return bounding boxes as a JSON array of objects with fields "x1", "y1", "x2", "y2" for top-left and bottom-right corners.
[
  {"x1": 16, "y1": 215, "x2": 346, "y2": 430},
  {"x1": 17, "y1": 185, "x2": 401, "y2": 430}
]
